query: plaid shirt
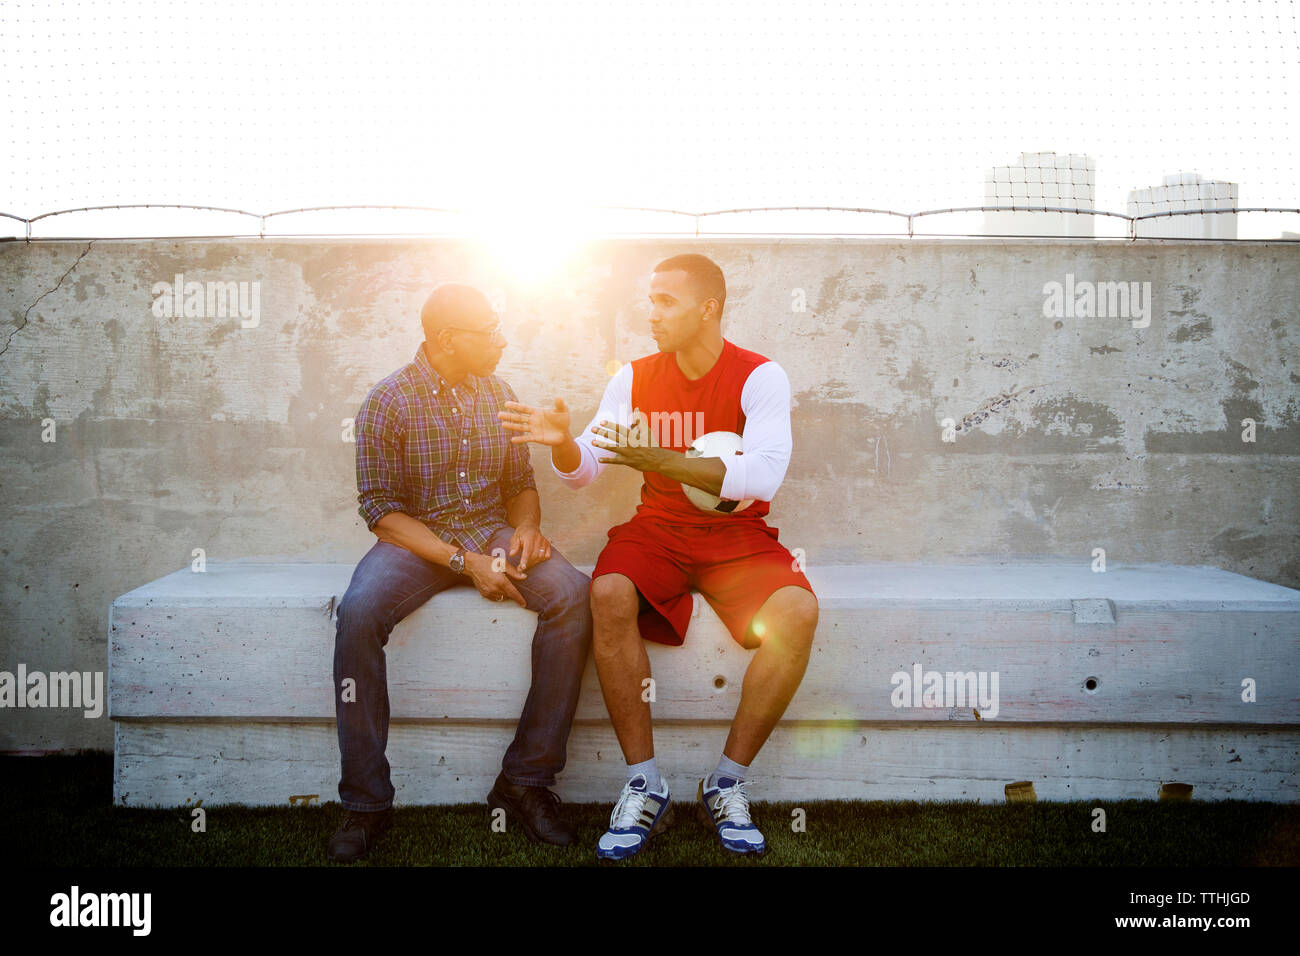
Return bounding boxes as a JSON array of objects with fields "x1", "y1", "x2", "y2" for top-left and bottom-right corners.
[{"x1": 354, "y1": 344, "x2": 537, "y2": 553}]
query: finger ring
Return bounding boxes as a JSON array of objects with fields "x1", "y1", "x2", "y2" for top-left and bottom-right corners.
[{"x1": 494, "y1": 594, "x2": 505, "y2": 602}]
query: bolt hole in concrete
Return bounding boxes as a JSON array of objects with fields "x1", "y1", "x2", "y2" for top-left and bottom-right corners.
[
  {"x1": 713, "y1": 675, "x2": 726, "y2": 690},
  {"x1": 1084, "y1": 676, "x2": 1100, "y2": 693}
]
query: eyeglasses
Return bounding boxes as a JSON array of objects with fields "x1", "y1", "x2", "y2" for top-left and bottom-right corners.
[{"x1": 444, "y1": 322, "x2": 505, "y2": 341}]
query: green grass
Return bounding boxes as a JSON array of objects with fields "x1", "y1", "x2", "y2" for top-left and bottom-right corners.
[{"x1": 7, "y1": 753, "x2": 1299, "y2": 867}]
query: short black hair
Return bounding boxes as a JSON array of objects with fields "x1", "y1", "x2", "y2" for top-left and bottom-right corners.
[{"x1": 653, "y1": 254, "x2": 726, "y2": 319}]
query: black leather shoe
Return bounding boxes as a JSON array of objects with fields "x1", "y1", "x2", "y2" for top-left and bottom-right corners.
[
  {"x1": 327, "y1": 808, "x2": 393, "y2": 863},
  {"x1": 487, "y1": 772, "x2": 577, "y2": 846}
]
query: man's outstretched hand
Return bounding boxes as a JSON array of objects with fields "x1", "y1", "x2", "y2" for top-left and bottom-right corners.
[
  {"x1": 591, "y1": 419, "x2": 663, "y2": 472},
  {"x1": 500, "y1": 399, "x2": 571, "y2": 446}
]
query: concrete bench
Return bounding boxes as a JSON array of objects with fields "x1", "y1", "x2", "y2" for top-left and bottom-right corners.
[{"x1": 109, "y1": 561, "x2": 1300, "y2": 807}]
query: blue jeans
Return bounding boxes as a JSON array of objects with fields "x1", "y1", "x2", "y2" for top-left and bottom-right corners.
[{"x1": 333, "y1": 526, "x2": 593, "y2": 811}]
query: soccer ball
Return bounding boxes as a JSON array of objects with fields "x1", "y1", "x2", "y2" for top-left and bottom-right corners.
[{"x1": 681, "y1": 431, "x2": 755, "y2": 514}]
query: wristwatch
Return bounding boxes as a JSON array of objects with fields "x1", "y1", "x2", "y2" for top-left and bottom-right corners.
[{"x1": 449, "y1": 548, "x2": 468, "y2": 575}]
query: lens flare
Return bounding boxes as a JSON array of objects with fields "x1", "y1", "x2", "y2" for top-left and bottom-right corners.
[{"x1": 467, "y1": 203, "x2": 587, "y2": 285}]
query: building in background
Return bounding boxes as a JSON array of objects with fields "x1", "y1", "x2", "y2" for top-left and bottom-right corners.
[
  {"x1": 1127, "y1": 173, "x2": 1239, "y2": 239},
  {"x1": 983, "y1": 152, "x2": 1096, "y2": 237}
]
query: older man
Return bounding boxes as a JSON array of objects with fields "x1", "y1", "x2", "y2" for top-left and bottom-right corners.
[{"x1": 328, "y1": 284, "x2": 592, "y2": 862}]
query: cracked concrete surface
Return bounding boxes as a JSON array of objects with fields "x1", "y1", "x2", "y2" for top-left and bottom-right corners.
[{"x1": 1, "y1": 240, "x2": 96, "y2": 357}]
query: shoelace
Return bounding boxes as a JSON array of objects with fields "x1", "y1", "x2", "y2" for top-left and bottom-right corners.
[
  {"x1": 711, "y1": 780, "x2": 754, "y2": 826},
  {"x1": 610, "y1": 782, "x2": 653, "y2": 830},
  {"x1": 519, "y1": 787, "x2": 562, "y2": 816}
]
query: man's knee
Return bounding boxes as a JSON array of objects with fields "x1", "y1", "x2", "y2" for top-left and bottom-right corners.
[
  {"x1": 532, "y1": 565, "x2": 594, "y2": 651},
  {"x1": 555, "y1": 565, "x2": 593, "y2": 615},
  {"x1": 335, "y1": 583, "x2": 390, "y2": 645},
  {"x1": 756, "y1": 586, "x2": 819, "y2": 649},
  {"x1": 590, "y1": 574, "x2": 641, "y2": 629}
]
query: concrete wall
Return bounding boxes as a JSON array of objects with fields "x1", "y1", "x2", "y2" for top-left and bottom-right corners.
[{"x1": 2, "y1": 237, "x2": 1298, "y2": 751}]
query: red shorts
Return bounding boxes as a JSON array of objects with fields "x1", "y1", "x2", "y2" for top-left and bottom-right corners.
[{"x1": 591, "y1": 515, "x2": 815, "y2": 650}]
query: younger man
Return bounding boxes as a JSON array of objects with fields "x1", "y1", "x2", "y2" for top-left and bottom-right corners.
[{"x1": 501, "y1": 255, "x2": 818, "y2": 860}]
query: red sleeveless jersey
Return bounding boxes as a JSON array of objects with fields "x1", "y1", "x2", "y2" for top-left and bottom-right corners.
[{"x1": 629, "y1": 338, "x2": 772, "y2": 525}]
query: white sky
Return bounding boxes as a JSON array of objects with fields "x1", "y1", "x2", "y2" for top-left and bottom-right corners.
[{"x1": 2, "y1": 0, "x2": 1297, "y2": 238}]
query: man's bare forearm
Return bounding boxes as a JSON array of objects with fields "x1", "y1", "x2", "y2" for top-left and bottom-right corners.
[
  {"x1": 505, "y1": 487, "x2": 542, "y2": 529},
  {"x1": 373, "y1": 512, "x2": 460, "y2": 567},
  {"x1": 647, "y1": 449, "x2": 727, "y2": 497},
  {"x1": 551, "y1": 436, "x2": 582, "y2": 474}
]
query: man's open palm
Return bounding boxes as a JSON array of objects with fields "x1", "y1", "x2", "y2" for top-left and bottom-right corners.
[{"x1": 499, "y1": 399, "x2": 571, "y2": 447}]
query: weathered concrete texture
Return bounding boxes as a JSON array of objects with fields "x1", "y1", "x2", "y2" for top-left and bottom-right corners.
[
  {"x1": 108, "y1": 561, "x2": 1300, "y2": 805},
  {"x1": 1, "y1": 237, "x2": 1298, "y2": 750},
  {"x1": 116, "y1": 722, "x2": 1300, "y2": 806},
  {"x1": 108, "y1": 560, "x2": 1300, "y2": 721}
]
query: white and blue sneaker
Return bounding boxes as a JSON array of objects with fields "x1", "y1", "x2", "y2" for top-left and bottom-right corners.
[
  {"x1": 596, "y1": 773, "x2": 673, "y2": 861},
  {"x1": 696, "y1": 776, "x2": 766, "y2": 855}
]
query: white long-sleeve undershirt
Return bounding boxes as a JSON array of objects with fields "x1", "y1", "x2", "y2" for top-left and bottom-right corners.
[{"x1": 553, "y1": 360, "x2": 793, "y2": 503}]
